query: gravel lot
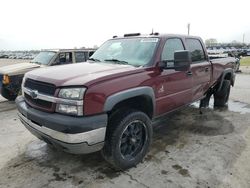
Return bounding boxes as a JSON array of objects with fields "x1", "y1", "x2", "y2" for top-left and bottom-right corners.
[{"x1": 0, "y1": 59, "x2": 250, "y2": 188}]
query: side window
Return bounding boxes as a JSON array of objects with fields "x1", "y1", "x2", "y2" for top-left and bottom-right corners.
[
  {"x1": 161, "y1": 38, "x2": 184, "y2": 61},
  {"x1": 185, "y1": 39, "x2": 205, "y2": 62},
  {"x1": 89, "y1": 51, "x2": 95, "y2": 57},
  {"x1": 55, "y1": 52, "x2": 73, "y2": 65},
  {"x1": 75, "y1": 52, "x2": 86, "y2": 63}
]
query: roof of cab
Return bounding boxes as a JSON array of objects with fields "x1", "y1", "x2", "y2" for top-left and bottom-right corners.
[
  {"x1": 41, "y1": 48, "x2": 97, "y2": 52},
  {"x1": 112, "y1": 33, "x2": 202, "y2": 40}
]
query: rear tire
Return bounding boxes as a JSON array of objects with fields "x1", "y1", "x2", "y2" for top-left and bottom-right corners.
[
  {"x1": 214, "y1": 80, "x2": 231, "y2": 107},
  {"x1": 102, "y1": 109, "x2": 152, "y2": 170},
  {"x1": 236, "y1": 63, "x2": 240, "y2": 72}
]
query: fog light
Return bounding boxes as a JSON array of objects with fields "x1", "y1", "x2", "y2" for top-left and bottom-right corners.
[{"x1": 56, "y1": 104, "x2": 83, "y2": 116}]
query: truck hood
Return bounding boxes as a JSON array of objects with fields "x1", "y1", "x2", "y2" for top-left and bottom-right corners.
[
  {"x1": 0, "y1": 62, "x2": 42, "y2": 76},
  {"x1": 26, "y1": 62, "x2": 138, "y2": 87}
]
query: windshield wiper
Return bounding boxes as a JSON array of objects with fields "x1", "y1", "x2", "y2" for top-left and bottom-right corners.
[
  {"x1": 88, "y1": 58, "x2": 100, "y2": 62},
  {"x1": 104, "y1": 59, "x2": 129, "y2": 65}
]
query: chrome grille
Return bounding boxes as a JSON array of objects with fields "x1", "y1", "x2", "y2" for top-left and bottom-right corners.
[
  {"x1": 24, "y1": 93, "x2": 53, "y2": 109},
  {"x1": 24, "y1": 79, "x2": 56, "y2": 96}
]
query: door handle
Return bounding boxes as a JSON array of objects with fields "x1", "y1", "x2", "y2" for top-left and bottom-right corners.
[
  {"x1": 205, "y1": 67, "x2": 209, "y2": 72},
  {"x1": 186, "y1": 71, "x2": 193, "y2": 76}
]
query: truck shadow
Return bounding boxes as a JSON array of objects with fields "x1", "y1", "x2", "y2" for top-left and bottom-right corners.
[{"x1": 0, "y1": 102, "x2": 244, "y2": 187}]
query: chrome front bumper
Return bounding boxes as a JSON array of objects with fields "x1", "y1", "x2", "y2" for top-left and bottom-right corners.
[{"x1": 18, "y1": 111, "x2": 106, "y2": 154}]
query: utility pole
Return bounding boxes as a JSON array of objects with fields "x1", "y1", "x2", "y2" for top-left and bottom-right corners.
[
  {"x1": 243, "y1": 33, "x2": 245, "y2": 44},
  {"x1": 187, "y1": 23, "x2": 190, "y2": 35}
]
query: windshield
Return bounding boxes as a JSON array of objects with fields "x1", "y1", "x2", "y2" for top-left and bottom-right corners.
[
  {"x1": 31, "y1": 51, "x2": 56, "y2": 65},
  {"x1": 90, "y1": 38, "x2": 159, "y2": 67}
]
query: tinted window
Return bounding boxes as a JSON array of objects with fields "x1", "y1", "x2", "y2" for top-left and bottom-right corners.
[
  {"x1": 89, "y1": 51, "x2": 95, "y2": 57},
  {"x1": 186, "y1": 39, "x2": 205, "y2": 62},
  {"x1": 75, "y1": 52, "x2": 85, "y2": 62},
  {"x1": 161, "y1": 38, "x2": 184, "y2": 61}
]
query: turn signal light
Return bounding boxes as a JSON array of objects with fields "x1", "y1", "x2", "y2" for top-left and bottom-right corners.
[{"x1": 3, "y1": 75, "x2": 10, "y2": 84}]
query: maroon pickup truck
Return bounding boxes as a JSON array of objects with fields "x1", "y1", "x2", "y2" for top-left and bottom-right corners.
[{"x1": 16, "y1": 33, "x2": 236, "y2": 170}]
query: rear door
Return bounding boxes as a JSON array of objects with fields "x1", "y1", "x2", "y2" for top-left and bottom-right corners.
[
  {"x1": 155, "y1": 38, "x2": 193, "y2": 115},
  {"x1": 185, "y1": 38, "x2": 211, "y2": 101}
]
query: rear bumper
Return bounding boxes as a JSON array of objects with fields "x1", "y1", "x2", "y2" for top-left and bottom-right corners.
[{"x1": 16, "y1": 96, "x2": 108, "y2": 154}]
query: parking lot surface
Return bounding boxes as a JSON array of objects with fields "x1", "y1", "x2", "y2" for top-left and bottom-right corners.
[{"x1": 0, "y1": 60, "x2": 250, "y2": 188}]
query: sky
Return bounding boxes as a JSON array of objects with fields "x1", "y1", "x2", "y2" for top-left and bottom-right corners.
[{"x1": 0, "y1": 0, "x2": 250, "y2": 50}]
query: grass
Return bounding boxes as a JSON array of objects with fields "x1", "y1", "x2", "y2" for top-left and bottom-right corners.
[{"x1": 240, "y1": 57, "x2": 250, "y2": 66}]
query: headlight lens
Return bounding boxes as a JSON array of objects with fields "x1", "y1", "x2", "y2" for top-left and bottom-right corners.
[
  {"x1": 58, "y1": 88, "x2": 86, "y2": 100},
  {"x1": 56, "y1": 104, "x2": 83, "y2": 116},
  {"x1": 56, "y1": 87, "x2": 86, "y2": 116}
]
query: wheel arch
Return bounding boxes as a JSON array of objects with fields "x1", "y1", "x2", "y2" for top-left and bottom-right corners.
[
  {"x1": 217, "y1": 68, "x2": 235, "y2": 92},
  {"x1": 103, "y1": 86, "x2": 155, "y2": 119}
]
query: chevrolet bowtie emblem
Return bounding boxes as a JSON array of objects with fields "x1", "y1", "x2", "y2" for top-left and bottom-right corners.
[{"x1": 30, "y1": 90, "x2": 38, "y2": 99}]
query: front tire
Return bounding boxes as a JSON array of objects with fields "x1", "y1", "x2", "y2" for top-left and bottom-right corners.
[
  {"x1": 214, "y1": 80, "x2": 231, "y2": 107},
  {"x1": 1, "y1": 87, "x2": 18, "y2": 101},
  {"x1": 102, "y1": 109, "x2": 152, "y2": 170}
]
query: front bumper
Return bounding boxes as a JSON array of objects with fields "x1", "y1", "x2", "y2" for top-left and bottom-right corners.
[{"x1": 16, "y1": 96, "x2": 108, "y2": 154}]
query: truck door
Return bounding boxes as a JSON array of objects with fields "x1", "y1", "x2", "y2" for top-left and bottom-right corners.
[
  {"x1": 156, "y1": 38, "x2": 193, "y2": 115},
  {"x1": 185, "y1": 38, "x2": 211, "y2": 101}
]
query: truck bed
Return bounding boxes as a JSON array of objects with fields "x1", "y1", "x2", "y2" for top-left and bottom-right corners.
[{"x1": 210, "y1": 57, "x2": 236, "y2": 86}]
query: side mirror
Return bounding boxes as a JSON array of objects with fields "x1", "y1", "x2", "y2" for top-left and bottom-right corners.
[
  {"x1": 159, "y1": 50, "x2": 191, "y2": 71},
  {"x1": 174, "y1": 50, "x2": 191, "y2": 71}
]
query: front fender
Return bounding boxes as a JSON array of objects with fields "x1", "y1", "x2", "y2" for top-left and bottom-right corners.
[{"x1": 103, "y1": 86, "x2": 155, "y2": 114}]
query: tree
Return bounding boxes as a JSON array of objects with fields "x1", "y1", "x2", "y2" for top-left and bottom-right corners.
[
  {"x1": 231, "y1": 40, "x2": 242, "y2": 47},
  {"x1": 205, "y1": 38, "x2": 218, "y2": 47}
]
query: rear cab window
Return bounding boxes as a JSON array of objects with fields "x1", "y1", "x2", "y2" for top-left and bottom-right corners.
[{"x1": 185, "y1": 38, "x2": 206, "y2": 62}]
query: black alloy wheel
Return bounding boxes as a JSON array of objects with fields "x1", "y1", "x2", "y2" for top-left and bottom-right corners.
[{"x1": 119, "y1": 120, "x2": 147, "y2": 160}]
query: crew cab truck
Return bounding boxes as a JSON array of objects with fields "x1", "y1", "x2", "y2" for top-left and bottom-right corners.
[
  {"x1": 0, "y1": 48, "x2": 96, "y2": 101},
  {"x1": 16, "y1": 33, "x2": 236, "y2": 170}
]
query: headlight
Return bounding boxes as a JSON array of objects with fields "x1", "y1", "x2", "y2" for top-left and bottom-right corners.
[
  {"x1": 58, "y1": 88, "x2": 86, "y2": 100},
  {"x1": 56, "y1": 87, "x2": 86, "y2": 116}
]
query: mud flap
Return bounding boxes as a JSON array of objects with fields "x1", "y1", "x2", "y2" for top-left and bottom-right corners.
[{"x1": 199, "y1": 89, "x2": 214, "y2": 114}]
